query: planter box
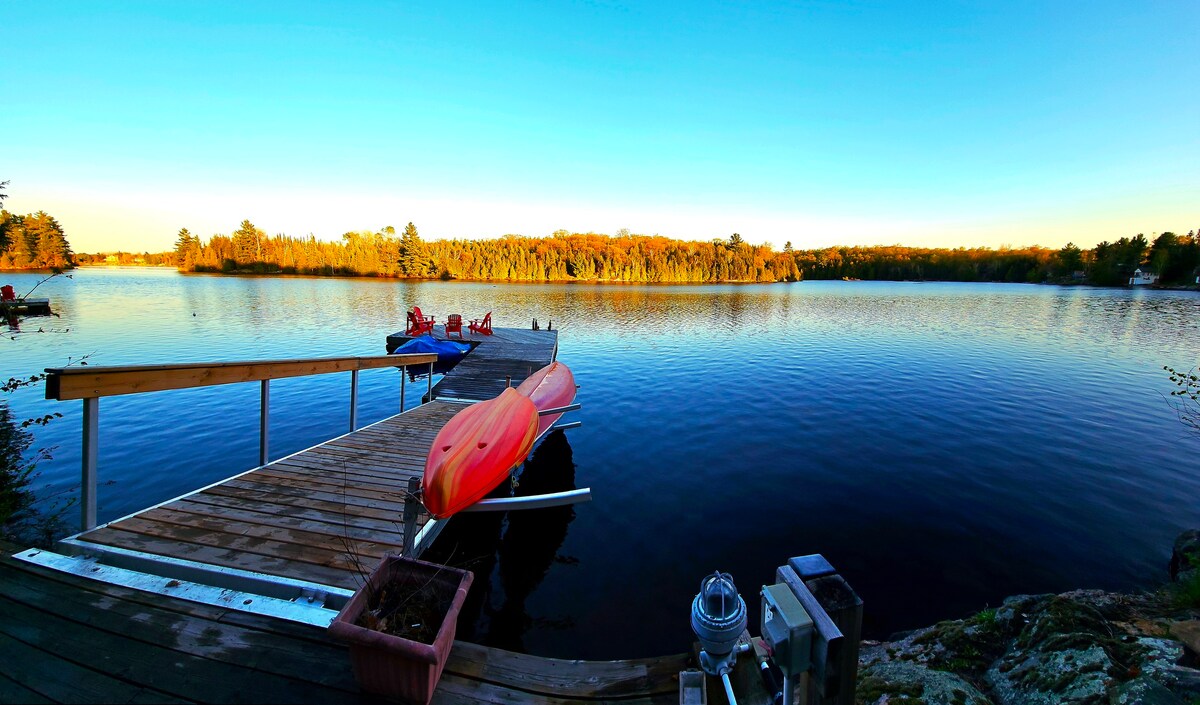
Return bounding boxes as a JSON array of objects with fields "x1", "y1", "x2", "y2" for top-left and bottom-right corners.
[{"x1": 328, "y1": 555, "x2": 474, "y2": 704}]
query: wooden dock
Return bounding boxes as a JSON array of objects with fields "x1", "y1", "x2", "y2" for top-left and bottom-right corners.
[
  {"x1": 0, "y1": 326, "x2": 693, "y2": 703},
  {"x1": 0, "y1": 541, "x2": 688, "y2": 704},
  {"x1": 1, "y1": 297, "x2": 52, "y2": 315},
  {"x1": 387, "y1": 326, "x2": 559, "y2": 402}
]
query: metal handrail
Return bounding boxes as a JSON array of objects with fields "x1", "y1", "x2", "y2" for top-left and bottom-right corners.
[{"x1": 45, "y1": 353, "x2": 439, "y2": 532}]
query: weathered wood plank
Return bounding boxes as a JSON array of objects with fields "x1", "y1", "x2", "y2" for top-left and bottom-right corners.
[
  {"x1": 443, "y1": 641, "x2": 690, "y2": 699},
  {"x1": 95, "y1": 517, "x2": 375, "y2": 572},
  {"x1": 0, "y1": 561, "x2": 357, "y2": 692},
  {"x1": 135, "y1": 506, "x2": 404, "y2": 557},
  {"x1": 175, "y1": 493, "x2": 407, "y2": 536},
  {"x1": 0, "y1": 672, "x2": 55, "y2": 705},
  {"x1": 78, "y1": 527, "x2": 368, "y2": 588},
  {"x1": 199, "y1": 483, "x2": 413, "y2": 524},
  {"x1": 0, "y1": 594, "x2": 358, "y2": 704},
  {"x1": 0, "y1": 631, "x2": 170, "y2": 705}
]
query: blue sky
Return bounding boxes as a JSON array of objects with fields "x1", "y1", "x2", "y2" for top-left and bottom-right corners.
[{"x1": 4, "y1": 1, "x2": 1197, "y2": 252}]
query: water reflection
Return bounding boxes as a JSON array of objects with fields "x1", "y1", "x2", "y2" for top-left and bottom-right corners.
[
  {"x1": 424, "y1": 431, "x2": 579, "y2": 650},
  {"x1": 4, "y1": 270, "x2": 1200, "y2": 659}
]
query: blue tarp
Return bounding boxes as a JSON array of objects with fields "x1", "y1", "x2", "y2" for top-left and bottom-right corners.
[{"x1": 391, "y1": 334, "x2": 471, "y2": 363}]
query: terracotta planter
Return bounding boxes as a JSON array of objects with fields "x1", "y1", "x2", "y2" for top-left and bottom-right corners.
[{"x1": 328, "y1": 555, "x2": 473, "y2": 704}]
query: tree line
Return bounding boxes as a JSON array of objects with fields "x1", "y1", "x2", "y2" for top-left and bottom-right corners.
[
  {"x1": 0, "y1": 210, "x2": 75, "y2": 271},
  {"x1": 168, "y1": 220, "x2": 1200, "y2": 286}
]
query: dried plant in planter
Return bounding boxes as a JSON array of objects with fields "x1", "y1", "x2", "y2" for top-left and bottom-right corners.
[
  {"x1": 329, "y1": 555, "x2": 473, "y2": 704},
  {"x1": 357, "y1": 566, "x2": 457, "y2": 644}
]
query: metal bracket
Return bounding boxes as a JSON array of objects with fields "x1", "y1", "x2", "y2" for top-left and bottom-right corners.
[
  {"x1": 537, "y1": 403, "x2": 581, "y2": 416},
  {"x1": 459, "y1": 488, "x2": 592, "y2": 512}
]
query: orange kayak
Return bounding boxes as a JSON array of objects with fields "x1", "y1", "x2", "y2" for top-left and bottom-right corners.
[
  {"x1": 422, "y1": 388, "x2": 539, "y2": 519},
  {"x1": 516, "y1": 361, "x2": 577, "y2": 438}
]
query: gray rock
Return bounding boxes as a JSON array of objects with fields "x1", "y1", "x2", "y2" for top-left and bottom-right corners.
[
  {"x1": 857, "y1": 660, "x2": 990, "y2": 705},
  {"x1": 1109, "y1": 676, "x2": 1185, "y2": 705},
  {"x1": 987, "y1": 644, "x2": 1114, "y2": 705}
]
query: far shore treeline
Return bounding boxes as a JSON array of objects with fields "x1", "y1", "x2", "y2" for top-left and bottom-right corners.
[
  {"x1": 139, "y1": 220, "x2": 1198, "y2": 286},
  {"x1": 7, "y1": 210, "x2": 1199, "y2": 287}
]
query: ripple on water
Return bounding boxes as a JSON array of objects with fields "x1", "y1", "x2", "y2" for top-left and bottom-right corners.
[{"x1": 3, "y1": 271, "x2": 1199, "y2": 658}]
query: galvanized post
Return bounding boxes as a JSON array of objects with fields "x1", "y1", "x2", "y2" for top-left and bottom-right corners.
[
  {"x1": 80, "y1": 397, "x2": 99, "y2": 531},
  {"x1": 402, "y1": 476, "x2": 421, "y2": 557},
  {"x1": 259, "y1": 379, "x2": 270, "y2": 466},
  {"x1": 349, "y1": 369, "x2": 359, "y2": 432},
  {"x1": 400, "y1": 367, "x2": 407, "y2": 411},
  {"x1": 426, "y1": 361, "x2": 433, "y2": 402}
]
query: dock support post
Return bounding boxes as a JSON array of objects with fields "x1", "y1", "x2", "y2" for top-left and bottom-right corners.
[
  {"x1": 401, "y1": 368, "x2": 406, "y2": 411},
  {"x1": 259, "y1": 380, "x2": 269, "y2": 466},
  {"x1": 402, "y1": 476, "x2": 421, "y2": 557},
  {"x1": 427, "y1": 361, "x2": 433, "y2": 402},
  {"x1": 349, "y1": 369, "x2": 358, "y2": 431},
  {"x1": 786, "y1": 556, "x2": 863, "y2": 705},
  {"x1": 80, "y1": 397, "x2": 98, "y2": 531}
]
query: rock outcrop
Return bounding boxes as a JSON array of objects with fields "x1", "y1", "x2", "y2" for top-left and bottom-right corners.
[{"x1": 857, "y1": 531, "x2": 1200, "y2": 704}]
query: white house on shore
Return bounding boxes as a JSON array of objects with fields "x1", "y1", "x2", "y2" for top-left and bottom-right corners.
[{"x1": 1129, "y1": 266, "x2": 1159, "y2": 286}]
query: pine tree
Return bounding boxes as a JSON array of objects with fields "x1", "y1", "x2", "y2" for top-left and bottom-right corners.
[
  {"x1": 232, "y1": 220, "x2": 261, "y2": 265},
  {"x1": 174, "y1": 228, "x2": 199, "y2": 270},
  {"x1": 398, "y1": 222, "x2": 429, "y2": 277}
]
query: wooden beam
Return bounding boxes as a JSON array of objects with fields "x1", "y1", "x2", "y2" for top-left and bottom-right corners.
[{"x1": 45, "y1": 354, "x2": 438, "y2": 401}]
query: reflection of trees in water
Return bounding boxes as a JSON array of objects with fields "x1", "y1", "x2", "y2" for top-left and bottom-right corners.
[{"x1": 422, "y1": 430, "x2": 578, "y2": 651}]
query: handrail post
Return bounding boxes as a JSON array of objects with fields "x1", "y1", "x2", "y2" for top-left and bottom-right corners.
[
  {"x1": 349, "y1": 369, "x2": 359, "y2": 432},
  {"x1": 81, "y1": 397, "x2": 98, "y2": 531},
  {"x1": 400, "y1": 367, "x2": 406, "y2": 411},
  {"x1": 259, "y1": 380, "x2": 269, "y2": 466},
  {"x1": 427, "y1": 361, "x2": 434, "y2": 402}
]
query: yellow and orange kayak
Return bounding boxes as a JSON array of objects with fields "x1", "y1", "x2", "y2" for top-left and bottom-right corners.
[
  {"x1": 422, "y1": 388, "x2": 539, "y2": 519},
  {"x1": 516, "y1": 361, "x2": 577, "y2": 438}
]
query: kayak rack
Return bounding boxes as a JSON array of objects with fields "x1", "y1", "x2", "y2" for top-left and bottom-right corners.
[{"x1": 462, "y1": 488, "x2": 593, "y2": 513}]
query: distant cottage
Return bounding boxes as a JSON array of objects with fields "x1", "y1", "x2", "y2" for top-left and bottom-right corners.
[{"x1": 1129, "y1": 266, "x2": 1158, "y2": 286}]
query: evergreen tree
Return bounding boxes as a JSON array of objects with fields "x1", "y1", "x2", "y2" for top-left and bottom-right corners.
[
  {"x1": 398, "y1": 222, "x2": 430, "y2": 277},
  {"x1": 232, "y1": 220, "x2": 261, "y2": 265},
  {"x1": 1056, "y1": 242, "x2": 1083, "y2": 275},
  {"x1": 174, "y1": 228, "x2": 199, "y2": 270}
]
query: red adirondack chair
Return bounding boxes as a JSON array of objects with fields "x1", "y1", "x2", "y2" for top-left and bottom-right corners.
[
  {"x1": 0, "y1": 285, "x2": 14, "y2": 302},
  {"x1": 468, "y1": 312, "x2": 493, "y2": 336},
  {"x1": 406, "y1": 307, "x2": 435, "y2": 335},
  {"x1": 445, "y1": 314, "x2": 464, "y2": 339}
]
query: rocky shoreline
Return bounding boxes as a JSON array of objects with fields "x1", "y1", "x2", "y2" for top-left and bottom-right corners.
[{"x1": 857, "y1": 531, "x2": 1200, "y2": 704}]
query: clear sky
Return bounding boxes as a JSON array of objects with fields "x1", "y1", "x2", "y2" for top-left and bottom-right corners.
[{"x1": 3, "y1": 1, "x2": 1197, "y2": 253}]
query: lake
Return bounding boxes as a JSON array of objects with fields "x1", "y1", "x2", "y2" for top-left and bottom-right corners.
[{"x1": 3, "y1": 267, "x2": 1199, "y2": 658}]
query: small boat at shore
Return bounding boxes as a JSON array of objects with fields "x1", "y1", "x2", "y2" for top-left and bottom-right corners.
[{"x1": 422, "y1": 361, "x2": 577, "y2": 518}]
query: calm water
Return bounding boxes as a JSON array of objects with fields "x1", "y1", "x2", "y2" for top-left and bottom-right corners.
[{"x1": 3, "y1": 267, "x2": 1199, "y2": 658}]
